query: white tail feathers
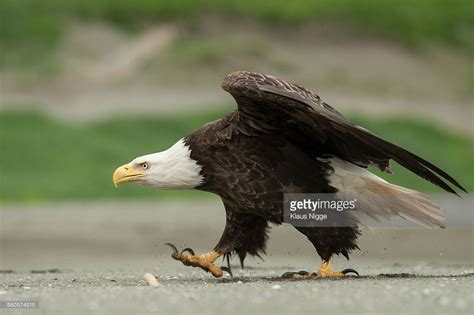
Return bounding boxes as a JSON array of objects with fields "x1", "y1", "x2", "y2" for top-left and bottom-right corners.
[{"x1": 325, "y1": 157, "x2": 446, "y2": 228}]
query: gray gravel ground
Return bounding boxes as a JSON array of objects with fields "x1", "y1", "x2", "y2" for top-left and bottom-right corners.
[
  {"x1": 1, "y1": 265, "x2": 473, "y2": 315},
  {"x1": 1, "y1": 198, "x2": 473, "y2": 314}
]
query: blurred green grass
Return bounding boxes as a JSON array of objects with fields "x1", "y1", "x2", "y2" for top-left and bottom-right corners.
[
  {"x1": 0, "y1": 110, "x2": 472, "y2": 202},
  {"x1": 1, "y1": 0, "x2": 473, "y2": 68}
]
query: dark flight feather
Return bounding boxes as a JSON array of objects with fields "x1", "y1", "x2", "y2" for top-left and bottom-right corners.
[{"x1": 222, "y1": 71, "x2": 466, "y2": 195}]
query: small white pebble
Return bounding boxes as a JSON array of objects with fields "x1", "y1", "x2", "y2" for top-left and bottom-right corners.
[
  {"x1": 0, "y1": 290, "x2": 7, "y2": 295},
  {"x1": 144, "y1": 273, "x2": 160, "y2": 287},
  {"x1": 423, "y1": 288, "x2": 430, "y2": 294},
  {"x1": 272, "y1": 284, "x2": 281, "y2": 290},
  {"x1": 23, "y1": 286, "x2": 31, "y2": 290},
  {"x1": 237, "y1": 281, "x2": 243, "y2": 284},
  {"x1": 47, "y1": 284, "x2": 52, "y2": 287}
]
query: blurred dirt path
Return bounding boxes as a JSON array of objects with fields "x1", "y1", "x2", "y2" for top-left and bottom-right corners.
[{"x1": 1, "y1": 197, "x2": 473, "y2": 270}]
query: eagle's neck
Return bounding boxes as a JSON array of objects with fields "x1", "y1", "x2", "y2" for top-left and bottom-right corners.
[{"x1": 136, "y1": 139, "x2": 204, "y2": 189}]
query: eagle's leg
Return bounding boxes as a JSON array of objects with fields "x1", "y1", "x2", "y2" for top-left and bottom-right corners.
[
  {"x1": 282, "y1": 260, "x2": 358, "y2": 279},
  {"x1": 165, "y1": 243, "x2": 230, "y2": 278},
  {"x1": 282, "y1": 226, "x2": 360, "y2": 279},
  {"x1": 164, "y1": 214, "x2": 268, "y2": 278}
]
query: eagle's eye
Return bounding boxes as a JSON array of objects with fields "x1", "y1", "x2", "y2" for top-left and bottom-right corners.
[{"x1": 142, "y1": 163, "x2": 149, "y2": 170}]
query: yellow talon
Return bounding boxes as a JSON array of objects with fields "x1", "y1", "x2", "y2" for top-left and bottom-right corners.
[
  {"x1": 165, "y1": 244, "x2": 227, "y2": 278},
  {"x1": 316, "y1": 260, "x2": 359, "y2": 278}
]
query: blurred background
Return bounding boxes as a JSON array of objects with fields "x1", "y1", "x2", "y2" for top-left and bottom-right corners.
[{"x1": 1, "y1": 1, "x2": 473, "y2": 273}]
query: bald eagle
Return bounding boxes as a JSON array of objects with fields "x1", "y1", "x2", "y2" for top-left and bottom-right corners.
[{"x1": 113, "y1": 71, "x2": 465, "y2": 278}]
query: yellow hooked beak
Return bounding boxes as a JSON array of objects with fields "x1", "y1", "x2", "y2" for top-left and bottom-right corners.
[{"x1": 112, "y1": 164, "x2": 145, "y2": 187}]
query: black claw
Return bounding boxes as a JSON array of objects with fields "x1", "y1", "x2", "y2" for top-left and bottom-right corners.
[
  {"x1": 180, "y1": 248, "x2": 195, "y2": 255},
  {"x1": 164, "y1": 243, "x2": 179, "y2": 254},
  {"x1": 342, "y1": 268, "x2": 359, "y2": 276},
  {"x1": 221, "y1": 266, "x2": 233, "y2": 277}
]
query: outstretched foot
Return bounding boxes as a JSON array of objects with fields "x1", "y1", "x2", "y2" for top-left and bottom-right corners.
[
  {"x1": 165, "y1": 243, "x2": 232, "y2": 278},
  {"x1": 282, "y1": 261, "x2": 359, "y2": 280}
]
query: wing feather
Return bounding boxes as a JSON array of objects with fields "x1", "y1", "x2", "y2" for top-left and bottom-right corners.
[{"x1": 222, "y1": 71, "x2": 466, "y2": 194}]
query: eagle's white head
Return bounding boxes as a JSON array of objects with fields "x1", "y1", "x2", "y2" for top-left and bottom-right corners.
[{"x1": 112, "y1": 139, "x2": 204, "y2": 189}]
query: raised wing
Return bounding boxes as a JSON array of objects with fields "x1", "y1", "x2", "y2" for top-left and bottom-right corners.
[{"x1": 222, "y1": 71, "x2": 465, "y2": 195}]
